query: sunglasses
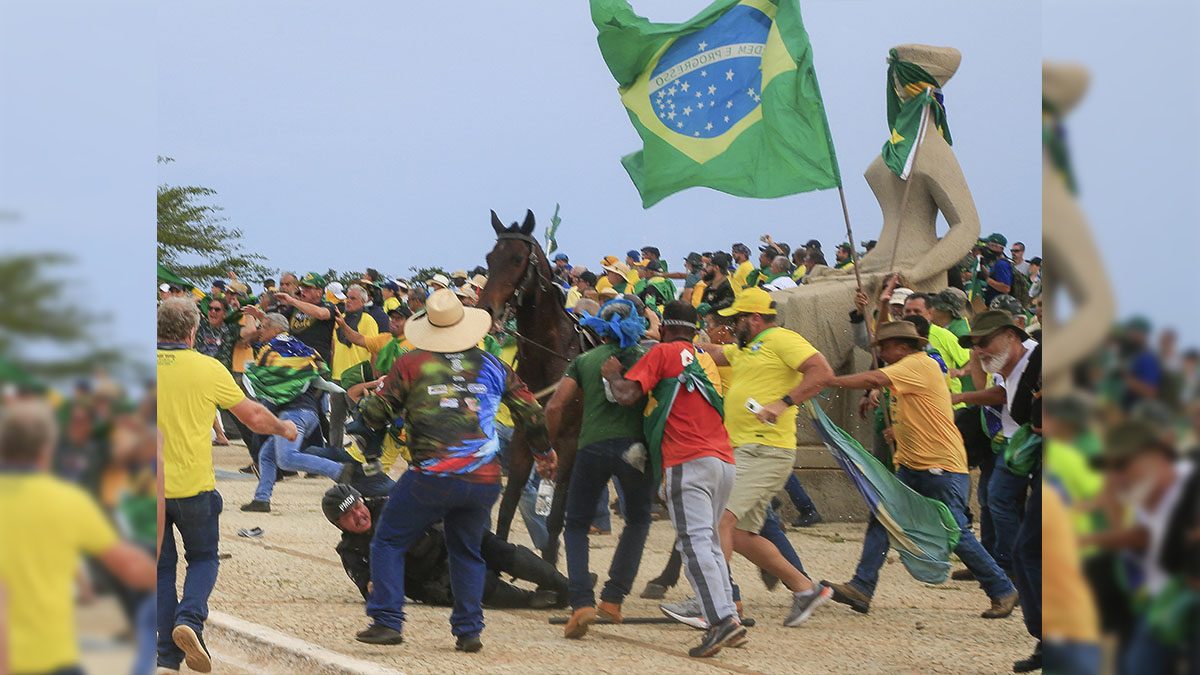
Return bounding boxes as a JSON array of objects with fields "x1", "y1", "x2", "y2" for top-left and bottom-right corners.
[{"x1": 209, "y1": 306, "x2": 225, "y2": 312}]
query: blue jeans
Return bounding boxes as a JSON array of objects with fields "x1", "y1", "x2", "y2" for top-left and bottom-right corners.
[
  {"x1": 563, "y1": 438, "x2": 652, "y2": 609},
  {"x1": 762, "y1": 506, "x2": 807, "y2": 577},
  {"x1": 977, "y1": 449, "x2": 997, "y2": 557},
  {"x1": 134, "y1": 592, "x2": 156, "y2": 675},
  {"x1": 303, "y1": 444, "x2": 394, "y2": 497},
  {"x1": 1120, "y1": 618, "x2": 1186, "y2": 675},
  {"x1": 1011, "y1": 477, "x2": 1041, "y2": 640},
  {"x1": 852, "y1": 468, "x2": 1014, "y2": 599},
  {"x1": 987, "y1": 452, "x2": 1031, "y2": 573},
  {"x1": 254, "y1": 408, "x2": 344, "y2": 502},
  {"x1": 368, "y1": 471, "x2": 502, "y2": 637},
  {"x1": 1043, "y1": 641, "x2": 1101, "y2": 675},
  {"x1": 784, "y1": 473, "x2": 819, "y2": 516},
  {"x1": 157, "y1": 490, "x2": 222, "y2": 669}
]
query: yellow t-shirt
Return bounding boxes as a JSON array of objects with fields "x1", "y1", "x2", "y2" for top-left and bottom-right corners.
[
  {"x1": 1043, "y1": 483, "x2": 1101, "y2": 642},
  {"x1": 595, "y1": 275, "x2": 613, "y2": 293},
  {"x1": 722, "y1": 327, "x2": 819, "y2": 449},
  {"x1": 625, "y1": 269, "x2": 640, "y2": 286},
  {"x1": 880, "y1": 351, "x2": 968, "y2": 473},
  {"x1": 731, "y1": 260, "x2": 755, "y2": 295},
  {"x1": 0, "y1": 474, "x2": 118, "y2": 673},
  {"x1": 383, "y1": 296, "x2": 401, "y2": 313},
  {"x1": 333, "y1": 313, "x2": 379, "y2": 381},
  {"x1": 565, "y1": 287, "x2": 581, "y2": 309},
  {"x1": 690, "y1": 279, "x2": 708, "y2": 308},
  {"x1": 494, "y1": 343, "x2": 519, "y2": 428},
  {"x1": 158, "y1": 348, "x2": 246, "y2": 498},
  {"x1": 792, "y1": 265, "x2": 807, "y2": 282}
]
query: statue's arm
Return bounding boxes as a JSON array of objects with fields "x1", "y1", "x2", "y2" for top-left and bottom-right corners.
[{"x1": 908, "y1": 145, "x2": 981, "y2": 285}]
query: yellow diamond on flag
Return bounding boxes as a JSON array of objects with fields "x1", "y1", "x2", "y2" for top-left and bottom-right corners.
[{"x1": 889, "y1": 128, "x2": 905, "y2": 145}]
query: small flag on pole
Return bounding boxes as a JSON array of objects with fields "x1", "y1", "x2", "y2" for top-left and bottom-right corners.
[{"x1": 545, "y1": 203, "x2": 562, "y2": 255}]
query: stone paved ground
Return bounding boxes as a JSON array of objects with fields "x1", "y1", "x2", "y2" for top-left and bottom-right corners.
[{"x1": 168, "y1": 443, "x2": 1030, "y2": 674}]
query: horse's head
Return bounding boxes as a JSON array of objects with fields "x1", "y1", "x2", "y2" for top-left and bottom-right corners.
[{"x1": 477, "y1": 209, "x2": 541, "y2": 319}]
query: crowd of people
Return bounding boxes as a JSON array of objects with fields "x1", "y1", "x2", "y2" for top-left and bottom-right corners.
[{"x1": 152, "y1": 225, "x2": 1193, "y2": 673}]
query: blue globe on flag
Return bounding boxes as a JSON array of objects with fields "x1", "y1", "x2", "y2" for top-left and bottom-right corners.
[{"x1": 647, "y1": 4, "x2": 770, "y2": 139}]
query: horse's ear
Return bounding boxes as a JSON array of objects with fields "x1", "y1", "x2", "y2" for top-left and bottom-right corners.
[
  {"x1": 490, "y1": 210, "x2": 505, "y2": 235},
  {"x1": 520, "y1": 210, "x2": 535, "y2": 235}
]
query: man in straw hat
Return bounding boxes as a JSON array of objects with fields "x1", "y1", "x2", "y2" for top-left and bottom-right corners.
[
  {"x1": 822, "y1": 318, "x2": 1018, "y2": 619},
  {"x1": 350, "y1": 289, "x2": 556, "y2": 653}
]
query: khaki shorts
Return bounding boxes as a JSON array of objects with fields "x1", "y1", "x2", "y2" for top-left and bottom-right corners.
[{"x1": 725, "y1": 443, "x2": 796, "y2": 533}]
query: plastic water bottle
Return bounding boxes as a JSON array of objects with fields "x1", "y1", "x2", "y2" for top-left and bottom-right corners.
[{"x1": 535, "y1": 479, "x2": 555, "y2": 516}]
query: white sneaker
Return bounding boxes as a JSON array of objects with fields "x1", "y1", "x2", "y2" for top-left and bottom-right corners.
[
  {"x1": 784, "y1": 583, "x2": 833, "y2": 627},
  {"x1": 659, "y1": 596, "x2": 708, "y2": 630}
]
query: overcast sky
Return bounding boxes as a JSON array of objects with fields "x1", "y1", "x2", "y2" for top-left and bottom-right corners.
[
  {"x1": 1043, "y1": 0, "x2": 1200, "y2": 346},
  {"x1": 156, "y1": 0, "x2": 1041, "y2": 288}
]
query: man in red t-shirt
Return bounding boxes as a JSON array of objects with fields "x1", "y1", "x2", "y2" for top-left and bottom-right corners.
[{"x1": 603, "y1": 302, "x2": 745, "y2": 658}]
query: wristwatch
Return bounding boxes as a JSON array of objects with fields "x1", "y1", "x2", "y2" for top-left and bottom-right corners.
[{"x1": 781, "y1": 395, "x2": 796, "y2": 408}]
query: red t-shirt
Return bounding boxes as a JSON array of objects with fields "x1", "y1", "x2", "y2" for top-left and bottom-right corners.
[{"x1": 625, "y1": 341, "x2": 735, "y2": 469}]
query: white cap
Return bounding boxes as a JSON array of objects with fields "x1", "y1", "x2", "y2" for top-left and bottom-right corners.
[
  {"x1": 326, "y1": 281, "x2": 347, "y2": 301},
  {"x1": 890, "y1": 287, "x2": 914, "y2": 305},
  {"x1": 159, "y1": 283, "x2": 171, "y2": 293},
  {"x1": 430, "y1": 274, "x2": 451, "y2": 289}
]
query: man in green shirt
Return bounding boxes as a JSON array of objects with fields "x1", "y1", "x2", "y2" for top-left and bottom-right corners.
[
  {"x1": 930, "y1": 289, "x2": 971, "y2": 338},
  {"x1": 545, "y1": 298, "x2": 653, "y2": 640},
  {"x1": 634, "y1": 260, "x2": 677, "y2": 314}
]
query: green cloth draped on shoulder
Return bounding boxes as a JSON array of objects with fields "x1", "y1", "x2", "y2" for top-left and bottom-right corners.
[
  {"x1": 882, "y1": 49, "x2": 951, "y2": 180},
  {"x1": 375, "y1": 337, "x2": 409, "y2": 375},
  {"x1": 643, "y1": 355, "x2": 724, "y2": 488}
]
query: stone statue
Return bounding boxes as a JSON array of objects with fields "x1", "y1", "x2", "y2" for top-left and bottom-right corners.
[
  {"x1": 773, "y1": 44, "x2": 982, "y2": 451},
  {"x1": 1041, "y1": 62, "x2": 1113, "y2": 396}
]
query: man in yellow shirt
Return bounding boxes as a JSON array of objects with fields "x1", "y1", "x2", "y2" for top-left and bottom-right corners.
[
  {"x1": 0, "y1": 401, "x2": 156, "y2": 675},
  {"x1": 729, "y1": 243, "x2": 755, "y2": 295},
  {"x1": 821, "y1": 320, "x2": 1018, "y2": 619},
  {"x1": 701, "y1": 289, "x2": 835, "y2": 626},
  {"x1": 157, "y1": 298, "x2": 297, "y2": 672}
]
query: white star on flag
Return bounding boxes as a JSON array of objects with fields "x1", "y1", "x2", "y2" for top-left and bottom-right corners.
[
  {"x1": 747, "y1": 88, "x2": 756, "y2": 97},
  {"x1": 694, "y1": 131, "x2": 700, "y2": 136},
  {"x1": 708, "y1": 85, "x2": 716, "y2": 95},
  {"x1": 709, "y1": 100, "x2": 715, "y2": 107},
  {"x1": 724, "y1": 115, "x2": 730, "y2": 122},
  {"x1": 726, "y1": 70, "x2": 734, "y2": 81},
  {"x1": 695, "y1": 91, "x2": 701, "y2": 98},
  {"x1": 698, "y1": 41, "x2": 707, "y2": 51},
  {"x1": 726, "y1": 101, "x2": 733, "y2": 108},
  {"x1": 667, "y1": 111, "x2": 676, "y2": 120},
  {"x1": 668, "y1": 86, "x2": 676, "y2": 96},
  {"x1": 683, "y1": 106, "x2": 692, "y2": 116},
  {"x1": 705, "y1": 122, "x2": 713, "y2": 130},
  {"x1": 753, "y1": 94, "x2": 760, "y2": 103},
  {"x1": 677, "y1": 121, "x2": 684, "y2": 128},
  {"x1": 701, "y1": 70, "x2": 707, "y2": 77},
  {"x1": 680, "y1": 81, "x2": 690, "y2": 92},
  {"x1": 697, "y1": 102, "x2": 704, "y2": 109}
]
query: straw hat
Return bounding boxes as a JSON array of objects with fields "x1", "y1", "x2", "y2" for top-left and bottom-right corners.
[
  {"x1": 469, "y1": 274, "x2": 488, "y2": 289},
  {"x1": 405, "y1": 289, "x2": 492, "y2": 353},
  {"x1": 871, "y1": 320, "x2": 929, "y2": 348},
  {"x1": 601, "y1": 260, "x2": 630, "y2": 276}
]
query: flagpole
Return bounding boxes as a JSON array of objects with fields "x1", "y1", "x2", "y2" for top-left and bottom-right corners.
[
  {"x1": 887, "y1": 96, "x2": 931, "y2": 274},
  {"x1": 837, "y1": 185, "x2": 871, "y2": 347}
]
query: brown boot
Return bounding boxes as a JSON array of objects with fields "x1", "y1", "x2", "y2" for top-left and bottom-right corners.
[
  {"x1": 597, "y1": 600, "x2": 623, "y2": 623},
  {"x1": 822, "y1": 580, "x2": 871, "y2": 614},
  {"x1": 564, "y1": 606, "x2": 597, "y2": 639},
  {"x1": 982, "y1": 592, "x2": 1019, "y2": 619},
  {"x1": 950, "y1": 568, "x2": 976, "y2": 581}
]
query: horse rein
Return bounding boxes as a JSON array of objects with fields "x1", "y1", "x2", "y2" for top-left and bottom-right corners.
[{"x1": 494, "y1": 232, "x2": 586, "y2": 364}]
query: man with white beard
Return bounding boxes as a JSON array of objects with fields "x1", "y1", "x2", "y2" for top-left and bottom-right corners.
[{"x1": 951, "y1": 310, "x2": 1040, "y2": 577}]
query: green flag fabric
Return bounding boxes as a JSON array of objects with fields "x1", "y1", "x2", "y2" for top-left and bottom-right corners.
[
  {"x1": 157, "y1": 262, "x2": 196, "y2": 290},
  {"x1": 591, "y1": 0, "x2": 841, "y2": 208},
  {"x1": 643, "y1": 353, "x2": 724, "y2": 488},
  {"x1": 804, "y1": 400, "x2": 960, "y2": 584},
  {"x1": 545, "y1": 203, "x2": 562, "y2": 255},
  {"x1": 882, "y1": 49, "x2": 951, "y2": 180},
  {"x1": 243, "y1": 334, "x2": 332, "y2": 408}
]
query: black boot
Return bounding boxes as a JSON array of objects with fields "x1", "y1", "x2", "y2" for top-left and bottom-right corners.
[
  {"x1": 1012, "y1": 642, "x2": 1042, "y2": 673},
  {"x1": 483, "y1": 578, "x2": 540, "y2": 608}
]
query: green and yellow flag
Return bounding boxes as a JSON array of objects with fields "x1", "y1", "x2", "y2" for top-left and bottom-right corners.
[
  {"x1": 882, "y1": 49, "x2": 951, "y2": 180},
  {"x1": 591, "y1": 0, "x2": 840, "y2": 208}
]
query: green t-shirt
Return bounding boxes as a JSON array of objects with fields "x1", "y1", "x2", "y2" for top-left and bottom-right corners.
[
  {"x1": 565, "y1": 342, "x2": 647, "y2": 448},
  {"x1": 945, "y1": 317, "x2": 970, "y2": 338}
]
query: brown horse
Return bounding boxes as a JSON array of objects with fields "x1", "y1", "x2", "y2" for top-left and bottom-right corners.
[{"x1": 476, "y1": 209, "x2": 589, "y2": 566}]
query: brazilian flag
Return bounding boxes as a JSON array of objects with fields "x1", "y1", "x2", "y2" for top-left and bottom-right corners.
[
  {"x1": 244, "y1": 334, "x2": 331, "y2": 408},
  {"x1": 805, "y1": 401, "x2": 960, "y2": 584},
  {"x1": 591, "y1": 0, "x2": 841, "y2": 208}
]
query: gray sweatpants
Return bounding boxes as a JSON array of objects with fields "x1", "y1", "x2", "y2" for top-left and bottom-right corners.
[{"x1": 664, "y1": 455, "x2": 737, "y2": 626}]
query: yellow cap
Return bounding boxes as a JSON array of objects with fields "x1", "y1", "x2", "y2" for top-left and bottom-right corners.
[{"x1": 718, "y1": 287, "x2": 777, "y2": 317}]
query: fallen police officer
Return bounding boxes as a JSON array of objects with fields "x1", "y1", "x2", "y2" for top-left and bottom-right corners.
[{"x1": 322, "y1": 483, "x2": 570, "y2": 609}]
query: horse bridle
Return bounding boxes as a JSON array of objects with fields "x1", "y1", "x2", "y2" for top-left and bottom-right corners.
[{"x1": 492, "y1": 232, "x2": 582, "y2": 364}]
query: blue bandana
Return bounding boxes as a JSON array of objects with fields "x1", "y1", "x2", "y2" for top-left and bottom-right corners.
[{"x1": 580, "y1": 299, "x2": 646, "y2": 349}]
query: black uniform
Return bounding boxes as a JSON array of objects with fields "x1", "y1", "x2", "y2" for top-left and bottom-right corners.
[{"x1": 335, "y1": 495, "x2": 567, "y2": 607}]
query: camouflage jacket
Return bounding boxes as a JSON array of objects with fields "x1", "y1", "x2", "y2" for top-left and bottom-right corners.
[{"x1": 362, "y1": 347, "x2": 550, "y2": 484}]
